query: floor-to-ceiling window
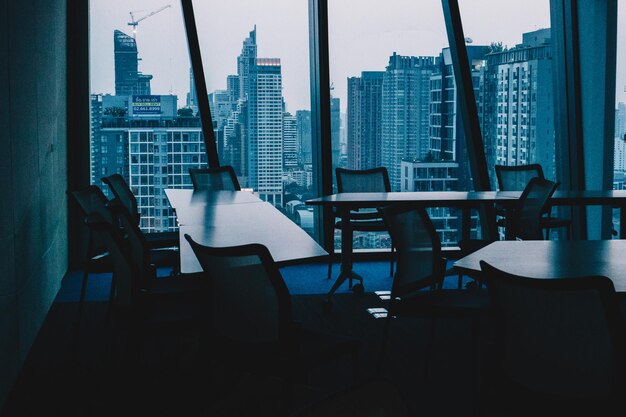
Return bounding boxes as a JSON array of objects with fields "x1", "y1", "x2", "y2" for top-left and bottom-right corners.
[{"x1": 89, "y1": 1, "x2": 202, "y2": 233}]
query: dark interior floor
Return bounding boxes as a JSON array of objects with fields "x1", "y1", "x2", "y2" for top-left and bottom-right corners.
[{"x1": 1, "y1": 261, "x2": 493, "y2": 417}]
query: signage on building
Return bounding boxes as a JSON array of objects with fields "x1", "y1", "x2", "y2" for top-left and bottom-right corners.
[{"x1": 132, "y1": 95, "x2": 161, "y2": 115}]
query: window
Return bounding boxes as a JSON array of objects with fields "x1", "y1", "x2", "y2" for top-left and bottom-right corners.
[
  {"x1": 329, "y1": 0, "x2": 462, "y2": 248},
  {"x1": 191, "y1": 0, "x2": 316, "y2": 237},
  {"x1": 89, "y1": 1, "x2": 206, "y2": 233}
]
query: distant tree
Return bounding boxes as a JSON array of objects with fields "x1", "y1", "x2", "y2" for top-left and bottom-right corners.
[
  {"x1": 485, "y1": 42, "x2": 505, "y2": 55},
  {"x1": 177, "y1": 107, "x2": 194, "y2": 117},
  {"x1": 103, "y1": 106, "x2": 127, "y2": 117}
]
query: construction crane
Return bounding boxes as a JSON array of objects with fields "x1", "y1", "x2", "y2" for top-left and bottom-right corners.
[{"x1": 128, "y1": 4, "x2": 171, "y2": 39}]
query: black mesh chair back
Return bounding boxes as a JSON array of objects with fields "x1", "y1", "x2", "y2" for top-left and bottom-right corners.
[
  {"x1": 185, "y1": 235, "x2": 292, "y2": 345},
  {"x1": 86, "y1": 214, "x2": 138, "y2": 306},
  {"x1": 188, "y1": 166, "x2": 241, "y2": 191},
  {"x1": 102, "y1": 174, "x2": 139, "y2": 224},
  {"x1": 336, "y1": 167, "x2": 391, "y2": 193},
  {"x1": 510, "y1": 177, "x2": 559, "y2": 240},
  {"x1": 495, "y1": 163, "x2": 544, "y2": 192},
  {"x1": 379, "y1": 204, "x2": 444, "y2": 297},
  {"x1": 70, "y1": 185, "x2": 115, "y2": 225},
  {"x1": 481, "y1": 261, "x2": 626, "y2": 400}
]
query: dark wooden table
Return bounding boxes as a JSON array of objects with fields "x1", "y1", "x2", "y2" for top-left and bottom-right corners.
[
  {"x1": 166, "y1": 189, "x2": 328, "y2": 273},
  {"x1": 306, "y1": 190, "x2": 626, "y2": 301},
  {"x1": 453, "y1": 240, "x2": 626, "y2": 292}
]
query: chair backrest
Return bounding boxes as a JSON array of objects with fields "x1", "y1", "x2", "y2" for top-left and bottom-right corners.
[
  {"x1": 102, "y1": 174, "x2": 139, "y2": 224},
  {"x1": 185, "y1": 234, "x2": 292, "y2": 345},
  {"x1": 188, "y1": 166, "x2": 241, "y2": 191},
  {"x1": 336, "y1": 167, "x2": 390, "y2": 193},
  {"x1": 509, "y1": 177, "x2": 559, "y2": 240},
  {"x1": 69, "y1": 185, "x2": 114, "y2": 224},
  {"x1": 85, "y1": 214, "x2": 139, "y2": 305},
  {"x1": 480, "y1": 261, "x2": 626, "y2": 399},
  {"x1": 378, "y1": 204, "x2": 444, "y2": 298},
  {"x1": 495, "y1": 163, "x2": 544, "y2": 191}
]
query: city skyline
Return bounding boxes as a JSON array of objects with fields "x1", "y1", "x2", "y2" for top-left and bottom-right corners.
[{"x1": 91, "y1": 0, "x2": 626, "y2": 114}]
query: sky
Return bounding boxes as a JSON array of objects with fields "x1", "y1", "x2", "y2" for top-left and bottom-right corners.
[{"x1": 90, "y1": 1, "x2": 626, "y2": 112}]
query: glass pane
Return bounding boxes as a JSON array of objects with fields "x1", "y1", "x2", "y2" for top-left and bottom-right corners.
[
  {"x1": 89, "y1": 1, "x2": 204, "y2": 233},
  {"x1": 458, "y1": 0, "x2": 554, "y2": 187},
  {"x1": 191, "y1": 1, "x2": 316, "y2": 236},
  {"x1": 614, "y1": 1, "x2": 626, "y2": 237},
  {"x1": 329, "y1": 1, "x2": 467, "y2": 249}
]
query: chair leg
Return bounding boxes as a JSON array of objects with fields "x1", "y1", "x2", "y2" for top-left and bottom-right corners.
[
  {"x1": 327, "y1": 255, "x2": 333, "y2": 280},
  {"x1": 389, "y1": 245, "x2": 395, "y2": 277},
  {"x1": 376, "y1": 316, "x2": 392, "y2": 376},
  {"x1": 458, "y1": 273, "x2": 463, "y2": 289},
  {"x1": 424, "y1": 318, "x2": 438, "y2": 379}
]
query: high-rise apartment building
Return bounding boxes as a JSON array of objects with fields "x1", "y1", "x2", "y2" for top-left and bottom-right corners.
[
  {"x1": 381, "y1": 53, "x2": 435, "y2": 190},
  {"x1": 483, "y1": 28, "x2": 555, "y2": 181},
  {"x1": 248, "y1": 58, "x2": 284, "y2": 206},
  {"x1": 283, "y1": 112, "x2": 298, "y2": 169},
  {"x1": 347, "y1": 71, "x2": 384, "y2": 170},
  {"x1": 113, "y1": 30, "x2": 152, "y2": 96}
]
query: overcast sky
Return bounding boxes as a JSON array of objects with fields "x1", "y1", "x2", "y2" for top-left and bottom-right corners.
[{"x1": 90, "y1": 1, "x2": 625, "y2": 112}]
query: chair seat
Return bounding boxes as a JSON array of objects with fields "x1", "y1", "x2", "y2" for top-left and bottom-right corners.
[
  {"x1": 334, "y1": 219, "x2": 387, "y2": 232},
  {"x1": 540, "y1": 216, "x2": 571, "y2": 229},
  {"x1": 145, "y1": 231, "x2": 179, "y2": 249},
  {"x1": 391, "y1": 289, "x2": 491, "y2": 317}
]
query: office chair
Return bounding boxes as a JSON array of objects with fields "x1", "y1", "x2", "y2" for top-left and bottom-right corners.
[
  {"x1": 377, "y1": 204, "x2": 492, "y2": 382},
  {"x1": 188, "y1": 165, "x2": 241, "y2": 191},
  {"x1": 102, "y1": 173, "x2": 179, "y2": 249},
  {"x1": 479, "y1": 261, "x2": 626, "y2": 417},
  {"x1": 495, "y1": 164, "x2": 571, "y2": 239},
  {"x1": 185, "y1": 234, "x2": 359, "y2": 414},
  {"x1": 328, "y1": 167, "x2": 394, "y2": 292}
]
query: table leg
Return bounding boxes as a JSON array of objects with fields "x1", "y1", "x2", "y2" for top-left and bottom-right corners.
[
  {"x1": 326, "y1": 208, "x2": 364, "y2": 303},
  {"x1": 619, "y1": 204, "x2": 626, "y2": 239},
  {"x1": 461, "y1": 206, "x2": 470, "y2": 242}
]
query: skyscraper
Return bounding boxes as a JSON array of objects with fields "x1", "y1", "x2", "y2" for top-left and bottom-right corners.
[
  {"x1": 381, "y1": 53, "x2": 435, "y2": 190},
  {"x1": 347, "y1": 71, "x2": 384, "y2": 170},
  {"x1": 483, "y1": 28, "x2": 555, "y2": 181},
  {"x1": 296, "y1": 110, "x2": 312, "y2": 165},
  {"x1": 283, "y1": 112, "x2": 298, "y2": 169},
  {"x1": 113, "y1": 30, "x2": 152, "y2": 96},
  {"x1": 248, "y1": 58, "x2": 284, "y2": 206},
  {"x1": 331, "y1": 96, "x2": 342, "y2": 171}
]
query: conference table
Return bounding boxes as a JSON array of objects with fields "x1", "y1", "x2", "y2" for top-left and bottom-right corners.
[
  {"x1": 453, "y1": 240, "x2": 626, "y2": 292},
  {"x1": 306, "y1": 190, "x2": 626, "y2": 301},
  {"x1": 166, "y1": 189, "x2": 328, "y2": 274}
]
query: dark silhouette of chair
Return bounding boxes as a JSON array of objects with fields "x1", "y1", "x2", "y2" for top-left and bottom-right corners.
[
  {"x1": 184, "y1": 234, "x2": 359, "y2": 413},
  {"x1": 188, "y1": 165, "x2": 241, "y2": 191},
  {"x1": 495, "y1": 164, "x2": 571, "y2": 239},
  {"x1": 458, "y1": 177, "x2": 560, "y2": 287},
  {"x1": 68, "y1": 186, "x2": 119, "y2": 314},
  {"x1": 327, "y1": 167, "x2": 394, "y2": 294},
  {"x1": 85, "y1": 213, "x2": 207, "y2": 361},
  {"x1": 479, "y1": 261, "x2": 626, "y2": 416},
  {"x1": 377, "y1": 203, "x2": 491, "y2": 382},
  {"x1": 101, "y1": 173, "x2": 179, "y2": 250}
]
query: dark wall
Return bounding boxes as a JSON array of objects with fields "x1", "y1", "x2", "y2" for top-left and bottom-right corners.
[{"x1": 0, "y1": 0, "x2": 68, "y2": 406}]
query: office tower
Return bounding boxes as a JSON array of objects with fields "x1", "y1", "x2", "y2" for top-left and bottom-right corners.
[
  {"x1": 331, "y1": 97, "x2": 341, "y2": 170},
  {"x1": 429, "y1": 46, "x2": 488, "y2": 191},
  {"x1": 401, "y1": 159, "x2": 461, "y2": 245},
  {"x1": 283, "y1": 112, "x2": 298, "y2": 169},
  {"x1": 128, "y1": 126, "x2": 206, "y2": 232},
  {"x1": 248, "y1": 58, "x2": 284, "y2": 206},
  {"x1": 381, "y1": 53, "x2": 435, "y2": 191},
  {"x1": 347, "y1": 71, "x2": 384, "y2": 170},
  {"x1": 616, "y1": 102, "x2": 626, "y2": 140},
  {"x1": 483, "y1": 28, "x2": 555, "y2": 180},
  {"x1": 186, "y1": 67, "x2": 198, "y2": 114},
  {"x1": 296, "y1": 110, "x2": 312, "y2": 165},
  {"x1": 227, "y1": 75, "x2": 240, "y2": 103},
  {"x1": 113, "y1": 30, "x2": 153, "y2": 96},
  {"x1": 237, "y1": 26, "x2": 257, "y2": 100}
]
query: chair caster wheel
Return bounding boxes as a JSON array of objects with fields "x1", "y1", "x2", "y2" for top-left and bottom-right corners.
[{"x1": 352, "y1": 283, "x2": 364, "y2": 295}]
